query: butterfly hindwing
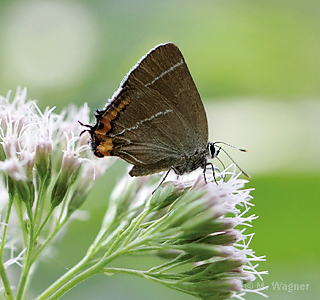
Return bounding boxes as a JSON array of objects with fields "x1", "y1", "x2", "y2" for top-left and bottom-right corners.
[{"x1": 90, "y1": 43, "x2": 209, "y2": 176}]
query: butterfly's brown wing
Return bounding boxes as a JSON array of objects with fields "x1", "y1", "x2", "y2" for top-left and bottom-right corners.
[{"x1": 90, "y1": 43, "x2": 209, "y2": 176}]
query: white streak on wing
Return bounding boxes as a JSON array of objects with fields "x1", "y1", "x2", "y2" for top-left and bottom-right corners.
[
  {"x1": 145, "y1": 59, "x2": 184, "y2": 87},
  {"x1": 118, "y1": 150, "x2": 146, "y2": 165},
  {"x1": 111, "y1": 109, "x2": 173, "y2": 137}
]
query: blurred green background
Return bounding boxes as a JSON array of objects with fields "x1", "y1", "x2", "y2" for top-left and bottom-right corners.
[{"x1": 1, "y1": 0, "x2": 320, "y2": 299}]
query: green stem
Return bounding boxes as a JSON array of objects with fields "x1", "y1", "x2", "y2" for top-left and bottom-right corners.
[
  {"x1": 36, "y1": 213, "x2": 153, "y2": 300},
  {"x1": 35, "y1": 188, "x2": 161, "y2": 299},
  {"x1": 100, "y1": 222, "x2": 127, "y2": 249},
  {"x1": 148, "y1": 255, "x2": 195, "y2": 273},
  {"x1": 137, "y1": 209, "x2": 172, "y2": 238},
  {"x1": 34, "y1": 206, "x2": 54, "y2": 240},
  {"x1": 120, "y1": 207, "x2": 151, "y2": 248},
  {"x1": 57, "y1": 187, "x2": 69, "y2": 224},
  {"x1": 31, "y1": 217, "x2": 67, "y2": 265},
  {"x1": 0, "y1": 192, "x2": 15, "y2": 300},
  {"x1": 16, "y1": 204, "x2": 35, "y2": 300},
  {"x1": 14, "y1": 199, "x2": 28, "y2": 247},
  {"x1": 34, "y1": 180, "x2": 47, "y2": 230}
]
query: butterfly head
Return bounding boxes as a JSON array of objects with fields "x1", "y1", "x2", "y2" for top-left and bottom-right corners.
[
  {"x1": 207, "y1": 142, "x2": 221, "y2": 159},
  {"x1": 207, "y1": 141, "x2": 250, "y2": 178}
]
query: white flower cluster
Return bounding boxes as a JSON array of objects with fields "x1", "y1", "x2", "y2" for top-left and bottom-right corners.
[{"x1": 0, "y1": 88, "x2": 111, "y2": 292}]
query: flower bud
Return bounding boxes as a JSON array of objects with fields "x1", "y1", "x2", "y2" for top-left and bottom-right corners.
[
  {"x1": 182, "y1": 218, "x2": 237, "y2": 241},
  {"x1": 179, "y1": 244, "x2": 233, "y2": 260},
  {"x1": 67, "y1": 176, "x2": 93, "y2": 215},
  {"x1": 51, "y1": 151, "x2": 82, "y2": 208},
  {"x1": 200, "y1": 229, "x2": 241, "y2": 245},
  {"x1": 51, "y1": 171, "x2": 70, "y2": 208},
  {"x1": 178, "y1": 278, "x2": 242, "y2": 295},
  {"x1": 35, "y1": 139, "x2": 52, "y2": 181},
  {"x1": 181, "y1": 205, "x2": 227, "y2": 232},
  {"x1": 149, "y1": 184, "x2": 183, "y2": 210}
]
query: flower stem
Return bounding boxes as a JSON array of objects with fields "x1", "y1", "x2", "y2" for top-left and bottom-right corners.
[
  {"x1": 120, "y1": 205, "x2": 152, "y2": 248},
  {"x1": 35, "y1": 207, "x2": 153, "y2": 300},
  {"x1": 16, "y1": 205, "x2": 35, "y2": 300},
  {"x1": 0, "y1": 191, "x2": 14, "y2": 300},
  {"x1": 14, "y1": 199, "x2": 28, "y2": 247},
  {"x1": 34, "y1": 206, "x2": 54, "y2": 240},
  {"x1": 34, "y1": 179, "x2": 47, "y2": 230},
  {"x1": 31, "y1": 217, "x2": 67, "y2": 265}
]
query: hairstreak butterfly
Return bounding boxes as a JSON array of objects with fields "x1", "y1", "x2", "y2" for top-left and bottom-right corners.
[{"x1": 80, "y1": 43, "x2": 249, "y2": 181}]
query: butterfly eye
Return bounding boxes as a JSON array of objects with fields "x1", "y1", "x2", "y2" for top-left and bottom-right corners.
[{"x1": 208, "y1": 142, "x2": 219, "y2": 158}]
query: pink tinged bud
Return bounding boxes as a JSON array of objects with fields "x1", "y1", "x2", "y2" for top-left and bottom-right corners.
[
  {"x1": 51, "y1": 152, "x2": 82, "y2": 208},
  {"x1": 35, "y1": 139, "x2": 53, "y2": 157},
  {"x1": 35, "y1": 140, "x2": 52, "y2": 181},
  {"x1": 181, "y1": 205, "x2": 227, "y2": 232},
  {"x1": 180, "y1": 278, "x2": 242, "y2": 294},
  {"x1": 211, "y1": 218, "x2": 238, "y2": 231},
  {"x1": 61, "y1": 152, "x2": 82, "y2": 175},
  {"x1": 242, "y1": 272, "x2": 256, "y2": 283},
  {"x1": 167, "y1": 196, "x2": 213, "y2": 228},
  {"x1": 180, "y1": 244, "x2": 233, "y2": 260},
  {"x1": 200, "y1": 229, "x2": 241, "y2": 245},
  {"x1": 19, "y1": 151, "x2": 35, "y2": 181},
  {"x1": 227, "y1": 279, "x2": 243, "y2": 292},
  {"x1": 208, "y1": 257, "x2": 247, "y2": 275},
  {"x1": 2, "y1": 139, "x2": 19, "y2": 159},
  {"x1": 182, "y1": 218, "x2": 237, "y2": 240},
  {"x1": 67, "y1": 177, "x2": 93, "y2": 215},
  {"x1": 183, "y1": 257, "x2": 246, "y2": 277}
]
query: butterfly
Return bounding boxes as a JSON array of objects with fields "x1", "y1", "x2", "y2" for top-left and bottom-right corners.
[{"x1": 80, "y1": 43, "x2": 249, "y2": 181}]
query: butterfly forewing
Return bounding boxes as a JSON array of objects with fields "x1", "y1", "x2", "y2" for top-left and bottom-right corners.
[{"x1": 125, "y1": 43, "x2": 208, "y2": 145}]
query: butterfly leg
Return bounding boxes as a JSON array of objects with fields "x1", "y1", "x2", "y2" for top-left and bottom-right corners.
[
  {"x1": 205, "y1": 162, "x2": 225, "y2": 184},
  {"x1": 152, "y1": 167, "x2": 174, "y2": 194}
]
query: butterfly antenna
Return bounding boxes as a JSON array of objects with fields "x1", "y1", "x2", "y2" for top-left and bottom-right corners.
[
  {"x1": 216, "y1": 153, "x2": 226, "y2": 171},
  {"x1": 213, "y1": 141, "x2": 247, "y2": 152},
  {"x1": 213, "y1": 142, "x2": 250, "y2": 178}
]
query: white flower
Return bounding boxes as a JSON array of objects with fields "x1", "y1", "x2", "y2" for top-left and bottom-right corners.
[{"x1": 0, "y1": 155, "x2": 27, "y2": 181}]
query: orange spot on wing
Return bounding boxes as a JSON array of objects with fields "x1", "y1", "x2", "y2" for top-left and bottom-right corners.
[
  {"x1": 94, "y1": 98, "x2": 131, "y2": 135},
  {"x1": 96, "y1": 117, "x2": 112, "y2": 134},
  {"x1": 96, "y1": 138, "x2": 114, "y2": 156}
]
